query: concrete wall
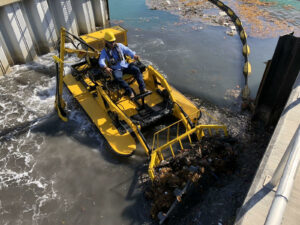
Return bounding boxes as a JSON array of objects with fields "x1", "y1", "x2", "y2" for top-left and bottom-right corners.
[
  {"x1": 48, "y1": 0, "x2": 78, "y2": 35},
  {"x1": 0, "y1": 0, "x2": 109, "y2": 76},
  {"x1": 0, "y1": 2, "x2": 36, "y2": 64},
  {"x1": 70, "y1": 0, "x2": 95, "y2": 35},
  {"x1": 0, "y1": 31, "x2": 12, "y2": 76},
  {"x1": 253, "y1": 34, "x2": 300, "y2": 126},
  {"x1": 91, "y1": 0, "x2": 109, "y2": 28},
  {"x1": 22, "y1": 0, "x2": 57, "y2": 55}
]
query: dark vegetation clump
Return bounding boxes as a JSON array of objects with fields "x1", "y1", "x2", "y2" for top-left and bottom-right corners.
[{"x1": 144, "y1": 136, "x2": 239, "y2": 220}]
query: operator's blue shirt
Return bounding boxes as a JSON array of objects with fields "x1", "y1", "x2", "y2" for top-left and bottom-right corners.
[{"x1": 99, "y1": 43, "x2": 136, "y2": 70}]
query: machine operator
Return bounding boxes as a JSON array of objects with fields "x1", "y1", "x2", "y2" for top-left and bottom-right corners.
[{"x1": 99, "y1": 31, "x2": 148, "y2": 98}]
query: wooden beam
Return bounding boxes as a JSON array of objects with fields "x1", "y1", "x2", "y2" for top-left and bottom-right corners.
[{"x1": 0, "y1": 0, "x2": 21, "y2": 7}]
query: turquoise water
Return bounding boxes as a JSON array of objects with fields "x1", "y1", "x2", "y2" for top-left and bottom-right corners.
[
  {"x1": 264, "y1": 0, "x2": 300, "y2": 9},
  {"x1": 108, "y1": 0, "x2": 298, "y2": 108},
  {"x1": 109, "y1": 0, "x2": 178, "y2": 29},
  {"x1": 263, "y1": 0, "x2": 300, "y2": 27}
]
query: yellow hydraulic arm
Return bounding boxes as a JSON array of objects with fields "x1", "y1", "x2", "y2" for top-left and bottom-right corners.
[
  {"x1": 64, "y1": 48, "x2": 99, "y2": 59},
  {"x1": 53, "y1": 28, "x2": 68, "y2": 122},
  {"x1": 53, "y1": 27, "x2": 100, "y2": 122}
]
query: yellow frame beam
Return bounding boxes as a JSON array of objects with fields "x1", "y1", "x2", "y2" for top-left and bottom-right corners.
[
  {"x1": 148, "y1": 123, "x2": 228, "y2": 181},
  {"x1": 96, "y1": 85, "x2": 151, "y2": 155},
  {"x1": 54, "y1": 27, "x2": 68, "y2": 122}
]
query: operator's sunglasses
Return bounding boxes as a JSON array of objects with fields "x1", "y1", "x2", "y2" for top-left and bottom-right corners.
[{"x1": 106, "y1": 40, "x2": 115, "y2": 45}]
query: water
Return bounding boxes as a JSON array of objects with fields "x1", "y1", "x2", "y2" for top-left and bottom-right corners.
[
  {"x1": 109, "y1": 0, "x2": 296, "y2": 106},
  {"x1": 0, "y1": 55, "x2": 151, "y2": 225},
  {"x1": 1, "y1": 0, "x2": 300, "y2": 224},
  {"x1": 264, "y1": 0, "x2": 300, "y2": 10}
]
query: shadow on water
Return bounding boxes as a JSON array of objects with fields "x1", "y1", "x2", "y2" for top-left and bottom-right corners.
[
  {"x1": 120, "y1": 164, "x2": 154, "y2": 225},
  {"x1": 29, "y1": 111, "x2": 154, "y2": 224},
  {"x1": 30, "y1": 111, "x2": 136, "y2": 164}
]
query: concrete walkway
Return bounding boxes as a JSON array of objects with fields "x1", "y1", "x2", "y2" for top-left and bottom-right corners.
[
  {"x1": 283, "y1": 169, "x2": 300, "y2": 225},
  {"x1": 235, "y1": 72, "x2": 300, "y2": 225}
]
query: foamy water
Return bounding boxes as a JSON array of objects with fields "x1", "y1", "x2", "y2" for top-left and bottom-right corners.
[
  {"x1": 0, "y1": 51, "x2": 154, "y2": 224},
  {"x1": 0, "y1": 130, "x2": 58, "y2": 224},
  {"x1": 0, "y1": 60, "x2": 56, "y2": 224},
  {"x1": 0, "y1": 52, "x2": 103, "y2": 224}
]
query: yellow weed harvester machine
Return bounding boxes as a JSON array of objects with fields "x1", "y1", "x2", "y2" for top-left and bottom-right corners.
[{"x1": 54, "y1": 26, "x2": 228, "y2": 222}]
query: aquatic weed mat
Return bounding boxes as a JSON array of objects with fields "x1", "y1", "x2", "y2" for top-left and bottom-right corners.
[
  {"x1": 147, "y1": 0, "x2": 299, "y2": 38},
  {"x1": 139, "y1": 94, "x2": 273, "y2": 224},
  {"x1": 142, "y1": 135, "x2": 238, "y2": 223}
]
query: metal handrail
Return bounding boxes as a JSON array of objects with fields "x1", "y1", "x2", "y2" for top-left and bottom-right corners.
[
  {"x1": 148, "y1": 124, "x2": 228, "y2": 181},
  {"x1": 151, "y1": 109, "x2": 226, "y2": 151},
  {"x1": 151, "y1": 109, "x2": 200, "y2": 151},
  {"x1": 264, "y1": 125, "x2": 300, "y2": 225}
]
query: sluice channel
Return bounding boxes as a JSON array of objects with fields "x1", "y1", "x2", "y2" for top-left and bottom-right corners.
[{"x1": 1, "y1": 0, "x2": 300, "y2": 225}]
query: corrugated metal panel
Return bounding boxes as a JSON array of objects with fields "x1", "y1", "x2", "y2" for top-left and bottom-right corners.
[{"x1": 0, "y1": 42, "x2": 10, "y2": 75}]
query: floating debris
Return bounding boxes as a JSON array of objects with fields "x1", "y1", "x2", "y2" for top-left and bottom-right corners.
[
  {"x1": 144, "y1": 136, "x2": 238, "y2": 221},
  {"x1": 224, "y1": 87, "x2": 241, "y2": 100},
  {"x1": 146, "y1": 0, "x2": 298, "y2": 38}
]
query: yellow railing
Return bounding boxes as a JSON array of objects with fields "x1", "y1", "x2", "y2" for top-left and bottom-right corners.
[{"x1": 148, "y1": 109, "x2": 228, "y2": 180}]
